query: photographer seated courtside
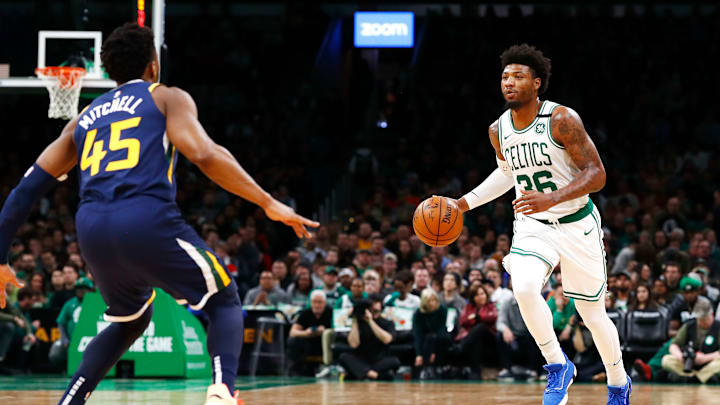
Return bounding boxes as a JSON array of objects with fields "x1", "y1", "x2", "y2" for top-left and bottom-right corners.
[
  {"x1": 338, "y1": 295, "x2": 400, "y2": 380},
  {"x1": 661, "y1": 298, "x2": 720, "y2": 383}
]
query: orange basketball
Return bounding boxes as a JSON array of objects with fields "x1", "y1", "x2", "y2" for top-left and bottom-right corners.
[{"x1": 412, "y1": 196, "x2": 464, "y2": 247}]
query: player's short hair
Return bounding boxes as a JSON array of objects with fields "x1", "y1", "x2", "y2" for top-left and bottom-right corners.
[
  {"x1": 101, "y1": 22, "x2": 155, "y2": 84},
  {"x1": 500, "y1": 44, "x2": 552, "y2": 95}
]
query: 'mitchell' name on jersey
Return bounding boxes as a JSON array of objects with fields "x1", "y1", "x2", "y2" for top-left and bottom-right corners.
[
  {"x1": 73, "y1": 79, "x2": 176, "y2": 205},
  {"x1": 498, "y1": 100, "x2": 589, "y2": 220},
  {"x1": 77, "y1": 92, "x2": 144, "y2": 130}
]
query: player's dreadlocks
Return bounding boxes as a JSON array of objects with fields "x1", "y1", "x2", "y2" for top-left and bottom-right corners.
[
  {"x1": 500, "y1": 44, "x2": 552, "y2": 95},
  {"x1": 101, "y1": 22, "x2": 155, "y2": 84}
]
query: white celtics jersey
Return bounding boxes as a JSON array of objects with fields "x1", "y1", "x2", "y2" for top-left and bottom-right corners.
[{"x1": 498, "y1": 100, "x2": 589, "y2": 221}]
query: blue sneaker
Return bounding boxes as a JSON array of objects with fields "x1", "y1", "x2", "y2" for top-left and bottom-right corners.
[
  {"x1": 607, "y1": 375, "x2": 632, "y2": 404},
  {"x1": 542, "y1": 352, "x2": 576, "y2": 405}
]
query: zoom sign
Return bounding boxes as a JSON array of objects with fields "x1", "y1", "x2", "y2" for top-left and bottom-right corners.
[{"x1": 354, "y1": 12, "x2": 414, "y2": 48}]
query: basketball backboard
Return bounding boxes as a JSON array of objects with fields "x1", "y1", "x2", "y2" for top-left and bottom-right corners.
[
  {"x1": 0, "y1": 30, "x2": 116, "y2": 93},
  {"x1": 0, "y1": 0, "x2": 166, "y2": 97},
  {"x1": 0, "y1": 30, "x2": 115, "y2": 95}
]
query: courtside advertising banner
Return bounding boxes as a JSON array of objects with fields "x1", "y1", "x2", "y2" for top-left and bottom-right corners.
[
  {"x1": 354, "y1": 12, "x2": 414, "y2": 48},
  {"x1": 68, "y1": 290, "x2": 210, "y2": 377}
]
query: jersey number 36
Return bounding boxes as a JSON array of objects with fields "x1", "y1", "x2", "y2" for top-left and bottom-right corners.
[{"x1": 81, "y1": 117, "x2": 142, "y2": 176}]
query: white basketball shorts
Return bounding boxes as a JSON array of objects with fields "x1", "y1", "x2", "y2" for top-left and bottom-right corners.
[{"x1": 502, "y1": 202, "x2": 607, "y2": 302}]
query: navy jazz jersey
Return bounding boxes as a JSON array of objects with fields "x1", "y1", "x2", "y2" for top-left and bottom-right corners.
[
  {"x1": 72, "y1": 80, "x2": 236, "y2": 322},
  {"x1": 73, "y1": 79, "x2": 177, "y2": 204}
]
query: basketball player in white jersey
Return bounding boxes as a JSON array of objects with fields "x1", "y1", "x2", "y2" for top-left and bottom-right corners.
[{"x1": 447, "y1": 44, "x2": 631, "y2": 404}]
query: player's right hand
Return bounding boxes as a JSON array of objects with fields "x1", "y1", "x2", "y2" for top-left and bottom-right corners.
[
  {"x1": 0, "y1": 264, "x2": 24, "y2": 309},
  {"x1": 434, "y1": 195, "x2": 468, "y2": 213},
  {"x1": 263, "y1": 199, "x2": 319, "y2": 239}
]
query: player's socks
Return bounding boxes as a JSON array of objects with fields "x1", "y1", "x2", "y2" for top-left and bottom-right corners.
[
  {"x1": 539, "y1": 339, "x2": 565, "y2": 365},
  {"x1": 57, "y1": 307, "x2": 153, "y2": 405},
  {"x1": 204, "y1": 288, "x2": 244, "y2": 396},
  {"x1": 606, "y1": 358, "x2": 628, "y2": 387}
]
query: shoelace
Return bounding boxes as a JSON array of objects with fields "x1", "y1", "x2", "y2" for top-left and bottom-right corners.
[
  {"x1": 545, "y1": 369, "x2": 561, "y2": 392},
  {"x1": 607, "y1": 389, "x2": 626, "y2": 404}
]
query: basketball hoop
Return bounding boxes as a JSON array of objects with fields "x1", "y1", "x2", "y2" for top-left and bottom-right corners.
[{"x1": 35, "y1": 66, "x2": 86, "y2": 120}]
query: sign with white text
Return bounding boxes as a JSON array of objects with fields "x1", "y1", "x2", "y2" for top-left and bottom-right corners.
[
  {"x1": 354, "y1": 12, "x2": 414, "y2": 48},
  {"x1": 68, "y1": 290, "x2": 210, "y2": 377}
]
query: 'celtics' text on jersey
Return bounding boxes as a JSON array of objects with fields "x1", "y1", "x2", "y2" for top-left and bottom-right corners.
[{"x1": 498, "y1": 100, "x2": 589, "y2": 220}]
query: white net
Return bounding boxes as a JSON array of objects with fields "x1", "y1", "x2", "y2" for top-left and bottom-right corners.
[{"x1": 35, "y1": 67, "x2": 86, "y2": 120}]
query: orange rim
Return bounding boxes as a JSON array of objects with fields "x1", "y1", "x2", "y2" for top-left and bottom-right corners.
[{"x1": 35, "y1": 66, "x2": 86, "y2": 88}]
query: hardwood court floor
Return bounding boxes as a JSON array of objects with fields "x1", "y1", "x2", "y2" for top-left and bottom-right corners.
[{"x1": 1, "y1": 377, "x2": 719, "y2": 404}]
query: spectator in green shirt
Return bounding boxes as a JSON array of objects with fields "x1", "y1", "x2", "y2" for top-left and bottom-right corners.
[
  {"x1": 662, "y1": 298, "x2": 720, "y2": 383},
  {"x1": 57, "y1": 278, "x2": 95, "y2": 346},
  {"x1": 51, "y1": 278, "x2": 94, "y2": 368},
  {"x1": 312, "y1": 266, "x2": 346, "y2": 308},
  {"x1": 547, "y1": 284, "x2": 576, "y2": 360}
]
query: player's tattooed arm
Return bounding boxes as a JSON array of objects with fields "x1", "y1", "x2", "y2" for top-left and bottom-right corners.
[
  {"x1": 547, "y1": 106, "x2": 606, "y2": 204},
  {"x1": 513, "y1": 106, "x2": 605, "y2": 215},
  {"x1": 488, "y1": 120, "x2": 504, "y2": 161}
]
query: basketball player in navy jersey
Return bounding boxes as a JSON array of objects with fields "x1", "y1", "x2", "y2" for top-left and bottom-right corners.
[{"x1": 0, "y1": 23, "x2": 318, "y2": 405}]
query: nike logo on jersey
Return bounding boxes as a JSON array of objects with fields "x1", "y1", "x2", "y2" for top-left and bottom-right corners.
[{"x1": 583, "y1": 227, "x2": 594, "y2": 236}]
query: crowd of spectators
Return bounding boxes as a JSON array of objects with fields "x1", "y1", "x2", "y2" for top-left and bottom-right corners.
[{"x1": 2, "y1": 3, "x2": 720, "y2": 384}]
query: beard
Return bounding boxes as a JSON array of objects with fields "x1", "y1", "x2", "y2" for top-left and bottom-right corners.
[
  {"x1": 504, "y1": 100, "x2": 524, "y2": 110},
  {"x1": 503, "y1": 91, "x2": 533, "y2": 110}
]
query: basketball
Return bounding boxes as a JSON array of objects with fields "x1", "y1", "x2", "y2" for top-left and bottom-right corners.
[{"x1": 412, "y1": 196, "x2": 463, "y2": 247}]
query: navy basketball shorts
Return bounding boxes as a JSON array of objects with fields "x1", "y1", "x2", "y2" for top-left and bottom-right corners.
[{"x1": 76, "y1": 196, "x2": 237, "y2": 322}]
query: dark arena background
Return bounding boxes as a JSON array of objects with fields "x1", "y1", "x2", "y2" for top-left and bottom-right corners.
[{"x1": 1, "y1": 1, "x2": 720, "y2": 404}]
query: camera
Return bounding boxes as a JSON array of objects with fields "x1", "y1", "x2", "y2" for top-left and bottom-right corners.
[
  {"x1": 682, "y1": 340, "x2": 696, "y2": 373},
  {"x1": 353, "y1": 299, "x2": 372, "y2": 321}
]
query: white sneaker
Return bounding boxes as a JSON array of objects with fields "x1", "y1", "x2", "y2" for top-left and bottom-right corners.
[
  {"x1": 315, "y1": 365, "x2": 332, "y2": 379},
  {"x1": 204, "y1": 383, "x2": 244, "y2": 405}
]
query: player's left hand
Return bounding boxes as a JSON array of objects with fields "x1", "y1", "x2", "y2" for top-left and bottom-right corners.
[
  {"x1": 0, "y1": 264, "x2": 24, "y2": 309},
  {"x1": 512, "y1": 190, "x2": 557, "y2": 215},
  {"x1": 263, "y1": 199, "x2": 320, "y2": 239}
]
